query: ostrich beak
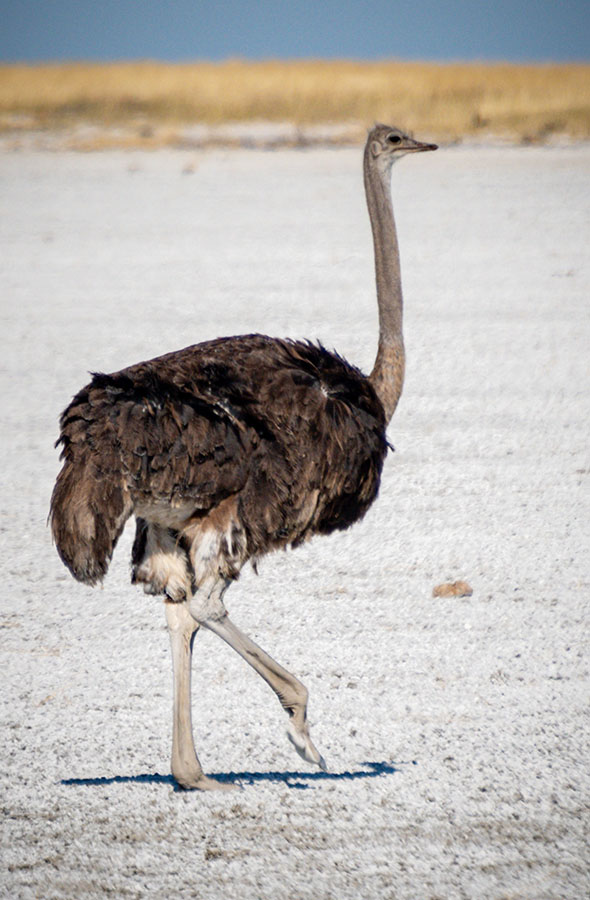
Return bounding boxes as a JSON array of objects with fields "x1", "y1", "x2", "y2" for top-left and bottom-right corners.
[{"x1": 408, "y1": 138, "x2": 438, "y2": 153}]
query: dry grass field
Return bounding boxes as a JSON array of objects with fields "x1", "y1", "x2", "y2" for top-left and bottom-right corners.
[{"x1": 1, "y1": 60, "x2": 589, "y2": 147}]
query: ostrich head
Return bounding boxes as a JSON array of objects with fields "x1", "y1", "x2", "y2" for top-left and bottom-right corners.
[{"x1": 366, "y1": 124, "x2": 438, "y2": 174}]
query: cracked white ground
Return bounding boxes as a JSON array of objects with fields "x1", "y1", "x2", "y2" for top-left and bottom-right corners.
[{"x1": 1, "y1": 140, "x2": 588, "y2": 899}]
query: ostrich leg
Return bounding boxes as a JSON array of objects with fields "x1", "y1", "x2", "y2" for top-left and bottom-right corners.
[
  {"x1": 203, "y1": 613, "x2": 327, "y2": 771},
  {"x1": 165, "y1": 601, "x2": 236, "y2": 790}
]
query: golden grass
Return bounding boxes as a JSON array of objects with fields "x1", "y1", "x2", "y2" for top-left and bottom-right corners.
[{"x1": 1, "y1": 60, "x2": 589, "y2": 145}]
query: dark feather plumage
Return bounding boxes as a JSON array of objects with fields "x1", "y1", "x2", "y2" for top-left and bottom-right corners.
[{"x1": 50, "y1": 333, "x2": 387, "y2": 593}]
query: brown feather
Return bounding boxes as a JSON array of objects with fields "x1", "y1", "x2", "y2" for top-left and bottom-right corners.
[{"x1": 50, "y1": 334, "x2": 387, "y2": 595}]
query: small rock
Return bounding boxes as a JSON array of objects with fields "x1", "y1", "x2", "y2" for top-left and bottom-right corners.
[{"x1": 432, "y1": 580, "x2": 473, "y2": 598}]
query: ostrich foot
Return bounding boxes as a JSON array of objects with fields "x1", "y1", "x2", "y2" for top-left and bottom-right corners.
[
  {"x1": 286, "y1": 720, "x2": 328, "y2": 771},
  {"x1": 173, "y1": 769, "x2": 239, "y2": 791},
  {"x1": 202, "y1": 613, "x2": 328, "y2": 773}
]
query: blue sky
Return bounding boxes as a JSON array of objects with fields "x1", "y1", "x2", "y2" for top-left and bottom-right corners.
[{"x1": 1, "y1": 0, "x2": 589, "y2": 63}]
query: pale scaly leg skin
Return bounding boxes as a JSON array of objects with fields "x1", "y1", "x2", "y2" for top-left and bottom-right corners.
[
  {"x1": 203, "y1": 613, "x2": 327, "y2": 772},
  {"x1": 165, "y1": 601, "x2": 238, "y2": 791}
]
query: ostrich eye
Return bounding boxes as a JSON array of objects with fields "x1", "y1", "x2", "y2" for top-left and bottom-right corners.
[{"x1": 387, "y1": 134, "x2": 402, "y2": 145}]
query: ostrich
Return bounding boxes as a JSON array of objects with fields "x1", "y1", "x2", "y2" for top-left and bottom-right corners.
[{"x1": 50, "y1": 125, "x2": 437, "y2": 790}]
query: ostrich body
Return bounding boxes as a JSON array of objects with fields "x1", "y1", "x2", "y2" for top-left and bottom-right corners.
[{"x1": 50, "y1": 125, "x2": 437, "y2": 789}]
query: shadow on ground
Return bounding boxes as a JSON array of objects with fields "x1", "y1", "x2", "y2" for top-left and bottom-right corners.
[{"x1": 61, "y1": 760, "x2": 409, "y2": 790}]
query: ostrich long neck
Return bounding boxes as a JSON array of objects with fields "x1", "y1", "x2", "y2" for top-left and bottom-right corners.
[{"x1": 364, "y1": 152, "x2": 405, "y2": 425}]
